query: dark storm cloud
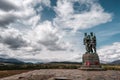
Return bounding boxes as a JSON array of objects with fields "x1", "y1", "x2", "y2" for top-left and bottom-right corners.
[
  {"x1": 0, "y1": 0, "x2": 19, "y2": 11},
  {"x1": 0, "y1": 14, "x2": 17, "y2": 28}
]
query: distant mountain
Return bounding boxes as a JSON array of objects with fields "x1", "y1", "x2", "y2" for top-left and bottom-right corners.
[
  {"x1": 100, "y1": 60, "x2": 109, "y2": 64},
  {"x1": 110, "y1": 60, "x2": 120, "y2": 65},
  {"x1": 49, "y1": 61, "x2": 82, "y2": 64},
  {"x1": 0, "y1": 58, "x2": 24, "y2": 64}
]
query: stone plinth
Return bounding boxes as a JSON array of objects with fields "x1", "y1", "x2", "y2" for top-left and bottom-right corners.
[{"x1": 80, "y1": 53, "x2": 104, "y2": 70}]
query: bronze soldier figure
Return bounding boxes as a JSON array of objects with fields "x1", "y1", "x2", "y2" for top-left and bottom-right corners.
[
  {"x1": 90, "y1": 32, "x2": 96, "y2": 53},
  {"x1": 83, "y1": 33, "x2": 91, "y2": 53}
]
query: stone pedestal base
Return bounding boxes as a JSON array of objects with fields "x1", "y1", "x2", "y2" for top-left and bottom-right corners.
[
  {"x1": 79, "y1": 53, "x2": 104, "y2": 71},
  {"x1": 80, "y1": 65, "x2": 104, "y2": 71}
]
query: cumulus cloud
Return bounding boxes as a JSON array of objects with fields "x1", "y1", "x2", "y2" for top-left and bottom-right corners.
[
  {"x1": 0, "y1": 28, "x2": 28, "y2": 49},
  {"x1": 0, "y1": 21, "x2": 72, "y2": 62},
  {"x1": 0, "y1": 11, "x2": 18, "y2": 28},
  {"x1": 54, "y1": 0, "x2": 112, "y2": 31},
  {"x1": 98, "y1": 42, "x2": 120, "y2": 62}
]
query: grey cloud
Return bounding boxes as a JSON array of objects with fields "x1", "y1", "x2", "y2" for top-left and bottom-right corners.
[
  {"x1": 2, "y1": 36, "x2": 27, "y2": 49},
  {"x1": 40, "y1": 39, "x2": 66, "y2": 51},
  {"x1": 38, "y1": 33, "x2": 66, "y2": 51},
  {"x1": 47, "y1": 45, "x2": 66, "y2": 51},
  {"x1": 0, "y1": 14, "x2": 18, "y2": 28},
  {"x1": 0, "y1": 0, "x2": 19, "y2": 11},
  {"x1": 0, "y1": 29, "x2": 28, "y2": 50},
  {"x1": 26, "y1": 47, "x2": 42, "y2": 53},
  {"x1": 33, "y1": 48, "x2": 42, "y2": 52}
]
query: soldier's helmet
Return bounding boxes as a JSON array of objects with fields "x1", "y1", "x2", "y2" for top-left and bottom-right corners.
[
  {"x1": 90, "y1": 32, "x2": 93, "y2": 36},
  {"x1": 84, "y1": 33, "x2": 87, "y2": 37},
  {"x1": 87, "y1": 35, "x2": 90, "y2": 39}
]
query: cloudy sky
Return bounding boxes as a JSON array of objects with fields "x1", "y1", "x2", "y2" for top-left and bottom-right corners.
[{"x1": 0, "y1": 0, "x2": 120, "y2": 63}]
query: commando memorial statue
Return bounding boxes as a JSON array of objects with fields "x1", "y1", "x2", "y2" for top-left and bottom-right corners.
[
  {"x1": 80, "y1": 32, "x2": 104, "y2": 70},
  {"x1": 84, "y1": 32, "x2": 96, "y2": 53}
]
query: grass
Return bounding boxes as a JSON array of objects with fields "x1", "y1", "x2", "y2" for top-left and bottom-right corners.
[
  {"x1": 0, "y1": 64, "x2": 120, "y2": 78},
  {"x1": 0, "y1": 70, "x2": 31, "y2": 78},
  {"x1": 102, "y1": 65, "x2": 120, "y2": 70}
]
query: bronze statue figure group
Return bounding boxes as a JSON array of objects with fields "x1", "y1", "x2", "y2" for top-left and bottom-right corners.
[
  {"x1": 80, "y1": 32, "x2": 103, "y2": 70},
  {"x1": 83, "y1": 32, "x2": 96, "y2": 53}
]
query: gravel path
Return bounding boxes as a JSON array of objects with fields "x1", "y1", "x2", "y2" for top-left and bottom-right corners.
[{"x1": 0, "y1": 69, "x2": 120, "y2": 80}]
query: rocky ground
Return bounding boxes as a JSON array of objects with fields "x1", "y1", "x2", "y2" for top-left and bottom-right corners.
[{"x1": 0, "y1": 69, "x2": 120, "y2": 80}]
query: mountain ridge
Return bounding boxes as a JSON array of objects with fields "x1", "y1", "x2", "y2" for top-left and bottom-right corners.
[{"x1": 0, "y1": 57, "x2": 24, "y2": 64}]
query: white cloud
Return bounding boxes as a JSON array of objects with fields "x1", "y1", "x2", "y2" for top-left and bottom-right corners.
[
  {"x1": 98, "y1": 42, "x2": 120, "y2": 62},
  {"x1": 54, "y1": 0, "x2": 112, "y2": 31}
]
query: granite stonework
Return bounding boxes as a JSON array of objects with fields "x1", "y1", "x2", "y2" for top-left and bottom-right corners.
[{"x1": 80, "y1": 53, "x2": 104, "y2": 70}]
